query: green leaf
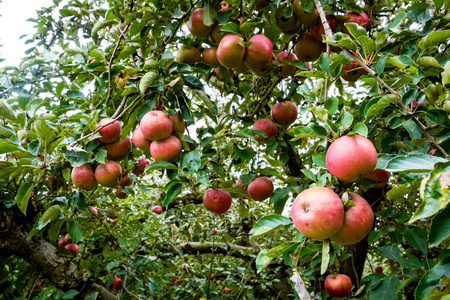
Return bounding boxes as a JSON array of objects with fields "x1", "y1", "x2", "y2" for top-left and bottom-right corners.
[
  {"x1": 326, "y1": 33, "x2": 358, "y2": 51},
  {"x1": 378, "y1": 244, "x2": 401, "y2": 261},
  {"x1": 256, "y1": 242, "x2": 300, "y2": 273},
  {"x1": 181, "y1": 150, "x2": 201, "y2": 173},
  {"x1": 233, "y1": 144, "x2": 256, "y2": 161},
  {"x1": 418, "y1": 29, "x2": 450, "y2": 50},
  {"x1": 41, "y1": 205, "x2": 62, "y2": 226},
  {"x1": 145, "y1": 161, "x2": 178, "y2": 172},
  {"x1": 409, "y1": 162, "x2": 450, "y2": 223},
  {"x1": 345, "y1": 23, "x2": 368, "y2": 39},
  {"x1": 321, "y1": 239, "x2": 330, "y2": 275},
  {"x1": 162, "y1": 181, "x2": 183, "y2": 207},
  {"x1": 308, "y1": 123, "x2": 327, "y2": 137},
  {"x1": 385, "y1": 154, "x2": 448, "y2": 173},
  {"x1": 270, "y1": 187, "x2": 291, "y2": 214},
  {"x1": 0, "y1": 140, "x2": 22, "y2": 154},
  {"x1": 403, "y1": 227, "x2": 428, "y2": 255},
  {"x1": 139, "y1": 71, "x2": 158, "y2": 93},
  {"x1": 318, "y1": 53, "x2": 330, "y2": 72},
  {"x1": 442, "y1": 61, "x2": 450, "y2": 86},
  {"x1": 64, "y1": 147, "x2": 94, "y2": 167},
  {"x1": 428, "y1": 204, "x2": 450, "y2": 246},
  {"x1": 16, "y1": 182, "x2": 34, "y2": 215},
  {"x1": 312, "y1": 153, "x2": 327, "y2": 168},
  {"x1": 301, "y1": 169, "x2": 316, "y2": 181},
  {"x1": 250, "y1": 215, "x2": 292, "y2": 241},
  {"x1": 67, "y1": 220, "x2": 83, "y2": 243},
  {"x1": 91, "y1": 19, "x2": 119, "y2": 40},
  {"x1": 415, "y1": 257, "x2": 450, "y2": 299},
  {"x1": 365, "y1": 94, "x2": 397, "y2": 119},
  {"x1": 353, "y1": 123, "x2": 368, "y2": 137},
  {"x1": 62, "y1": 290, "x2": 79, "y2": 299},
  {"x1": 0, "y1": 100, "x2": 17, "y2": 122},
  {"x1": 324, "y1": 96, "x2": 338, "y2": 115},
  {"x1": 194, "y1": 90, "x2": 216, "y2": 116},
  {"x1": 202, "y1": 2, "x2": 217, "y2": 27},
  {"x1": 368, "y1": 276, "x2": 399, "y2": 300},
  {"x1": 221, "y1": 23, "x2": 240, "y2": 34}
]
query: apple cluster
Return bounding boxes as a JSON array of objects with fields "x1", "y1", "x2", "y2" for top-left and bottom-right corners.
[{"x1": 57, "y1": 233, "x2": 79, "y2": 258}]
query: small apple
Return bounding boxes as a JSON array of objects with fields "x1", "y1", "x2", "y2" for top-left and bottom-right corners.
[
  {"x1": 374, "y1": 266, "x2": 383, "y2": 273},
  {"x1": 271, "y1": 101, "x2": 298, "y2": 125},
  {"x1": 309, "y1": 14, "x2": 337, "y2": 42},
  {"x1": 203, "y1": 188, "x2": 232, "y2": 214},
  {"x1": 57, "y1": 235, "x2": 68, "y2": 248},
  {"x1": 98, "y1": 118, "x2": 121, "y2": 144},
  {"x1": 364, "y1": 169, "x2": 390, "y2": 188},
  {"x1": 211, "y1": 228, "x2": 218, "y2": 235},
  {"x1": 89, "y1": 206, "x2": 98, "y2": 218},
  {"x1": 247, "y1": 177, "x2": 274, "y2": 201},
  {"x1": 253, "y1": 119, "x2": 277, "y2": 143},
  {"x1": 224, "y1": 287, "x2": 231, "y2": 293},
  {"x1": 94, "y1": 161, "x2": 122, "y2": 188},
  {"x1": 210, "y1": 273, "x2": 216, "y2": 279},
  {"x1": 341, "y1": 62, "x2": 368, "y2": 82},
  {"x1": 236, "y1": 179, "x2": 246, "y2": 192},
  {"x1": 115, "y1": 187, "x2": 129, "y2": 199},
  {"x1": 202, "y1": 47, "x2": 221, "y2": 68},
  {"x1": 209, "y1": 24, "x2": 226, "y2": 46},
  {"x1": 324, "y1": 274, "x2": 352, "y2": 298},
  {"x1": 152, "y1": 205, "x2": 163, "y2": 214},
  {"x1": 65, "y1": 243, "x2": 79, "y2": 258},
  {"x1": 120, "y1": 174, "x2": 133, "y2": 187},
  {"x1": 275, "y1": 3, "x2": 301, "y2": 35},
  {"x1": 137, "y1": 156, "x2": 151, "y2": 172},
  {"x1": 71, "y1": 163, "x2": 98, "y2": 191},
  {"x1": 341, "y1": 11, "x2": 370, "y2": 35},
  {"x1": 170, "y1": 112, "x2": 186, "y2": 134},
  {"x1": 112, "y1": 277, "x2": 122, "y2": 291}
]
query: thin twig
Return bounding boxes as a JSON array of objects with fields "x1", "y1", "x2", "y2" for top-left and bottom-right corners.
[
  {"x1": 112, "y1": 95, "x2": 129, "y2": 119},
  {"x1": 248, "y1": 78, "x2": 282, "y2": 119}
]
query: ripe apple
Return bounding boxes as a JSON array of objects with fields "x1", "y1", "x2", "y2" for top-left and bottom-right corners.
[
  {"x1": 89, "y1": 206, "x2": 98, "y2": 217},
  {"x1": 275, "y1": 51, "x2": 298, "y2": 77},
  {"x1": 98, "y1": 118, "x2": 121, "y2": 144},
  {"x1": 203, "y1": 188, "x2": 232, "y2": 214},
  {"x1": 247, "y1": 177, "x2": 274, "y2": 201},
  {"x1": 294, "y1": 32, "x2": 323, "y2": 62},
  {"x1": 275, "y1": 3, "x2": 301, "y2": 34},
  {"x1": 411, "y1": 99, "x2": 426, "y2": 107},
  {"x1": 330, "y1": 193, "x2": 374, "y2": 245},
  {"x1": 271, "y1": 101, "x2": 298, "y2": 125},
  {"x1": 217, "y1": 34, "x2": 246, "y2": 68},
  {"x1": 252, "y1": 66, "x2": 271, "y2": 77},
  {"x1": 94, "y1": 161, "x2": 122, "y2": 188},
  {"x1": 176, "y1": 46, "x2": 202, "y2": 64},
  {"x1": 150, "y1": 135, "x2": 182, "y2": 162},
  {"x1": 291, "y1": 187, "x2": 344, "y2": 240},
  {"x1": 64, "y1": 243, "x2": 79, "y2": 258},
  {"x1": 115, "y1": 187, "x2": 129, "y2": 199},
  {"x1": 170, "y1": 112, "x2": 186, "y2": 134},
  {"x1": 341, "y1": 11, "x2": 370, "y2": 35},
  {"x1": 120, "y1": 174, "x2": 133, "y2": 187},
  {"x1": 152, "y1": 205, "x2": 163, "y2": 214},
  {"x1": 57, "y1": 235, "x2": 68, "y2": 248},
  {"x1": 374, "y1": 266, "x2": 383, "y2": 273},
  {"x1": 104, "y1": 136, "x2": 132, "y2": 161},
  {"x1": 233, "y1": 62, "x2": 250, "y2": 74},
  {"x1": 211, "y1": 228, "x2": 218, "y2": 235},
  {"x1": 202, "y1": 47, "x2": 221, "y2": 67},
  {"x1": 244, "y1": 34, "x2": 273, "y2": 70},
  {"x1": 364, "y1": 169, "x2": 390, "y2": 188},
  {"x1": 137, "y1": 156, "x2": 151, "y2": 172},
  {"x1": 209, "y1": 25, "x2": 226, "y2": 46},
  {"x1": 224, "y1": 287, "x2": 231, "y2": 293},
  {"x1": 236, "y1": 179, "x2": 246, "y2": 191},
  {"x1": 71, "y1": 163, "x2": 98, "y2": 191},
  {"x1": 326, "y1": 134, "x2": 378, "y2": 182},
  {"x1": 309, "y1": 14, "x2": 337, "y2": 42},
  {"x1": 253, "y1": 118, "x2": 277, "y2": 143},
  {"x1": 132, "y1": 126, "x2": 151, "y2": 152},
  {"x1": 139, "y1": 110, "x2": 173, "y2": 141},
  {"x1": 341, "y1": 63, "x2": 368, "y2": 82},
  {"x1": 188, "y1": 8, "x2": 213, "y2": 38},
  {"x1": 293, "y1": 0, "x2": 318, "y2": 25},
  {"x1": 325, "y1": 274, "x2": 352, "y2": 298},
  {"x1": 112, "y1": 277, "x2": 122, "y2": 291}
]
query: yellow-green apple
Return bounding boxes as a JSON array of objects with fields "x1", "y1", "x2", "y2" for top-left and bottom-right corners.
[
  {"x1": 291, "y1": 187, "x2": 344, "y2": 239},
  {"x1": 203, "y1": 188, "x2": 232, "y2": 214},
  {"x1": 139, "y1": 110, "x2": 173, "y2": 141},
  {"x1": 253, "y1": 118, "x2": 277, "y2": 143},
  {"x1": 271, "y1": 101, "x2": 298, "y2": 125},
  {"x1": 176, "y1": 46, "x2": 202, "y2": 64},
  {"x1": 275, "y1": 51, "x2": 298, "y2": 77},
  {"x1": 209, "y1": 25, "x2": 226, "y2": 46},
  {"x1": 152, "y1": 205, "x2": 163, "y2": 214},
  {"x1": 94, "y1": 161, "x2": 122, "y2": 188},
  {"x1": 98, "y1": 118, "x2": 121, "y2": 143},
  {"x1": 132, "y1": 126, "x2": 151, "y2": 151},
  {"x1": 104, "y1": 136, "x2": 131, "y2": 161},
  {"x1": 275, "y1": 3, "x2": 301, "y2": 34},
  {"x1": 64, "y1": 243, "x2": 79, "y2": 258},
  {"x1": 309, "y1": 14, "x2": 337, "y2": 42},
  {"x1": 202, "y1": 47, "x2": 221, "y2": 67},
  {"x1": 247, "y1": 176, "x2": 274, "y2": 201},
  {"x1": 188, "y1": 8, "x2": 213, "y2": 38},
  {"x1": 330, "y1": 193, "x2": 374, "y2": 245},
  {"x1": 294, "y1": 32, "x2": 323, "y2": 62},
  {"x1": 293, "y1": 0, "x2": 318, "y2": 25},
  {"x1": 363, "y1": 169, "x2": 390, "y2": 188},
  {"x1": 217, "y1": 34, "x2": 246, "y2": 68},
  {"x1": 324, "y1": 274, "x2": 352, "y2": 298},
  {"x1": 71, "y1": 163, "x2": 98, "y2": 191},
  {"x1": 150, "y1": 135, "x2": 182, "y2": 162},
  {"x1": 244, "y1": 34, "x2": 273, "y2": 70},
  {"x1": 170, "y1": 112, "x2": 186, "y2": 134},
  {"x1": 326, "y1": 134, "x2": 377, "y2": 182},
  {"x1": 112, "y1": 277, "x2": 122, "y2": 290}
]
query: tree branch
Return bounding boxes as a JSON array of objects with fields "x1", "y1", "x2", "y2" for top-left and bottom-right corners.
[
  {"x1": 177, "y1": 242, "x2": 257, "y2": 261},
  {"x1": 248, "y1": 78, "x2": 282, "y2": 119}
]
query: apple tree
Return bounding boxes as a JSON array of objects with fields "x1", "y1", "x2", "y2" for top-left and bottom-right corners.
[{"x1": 0, "y1": 0, "x2": 449, "y2": 299}]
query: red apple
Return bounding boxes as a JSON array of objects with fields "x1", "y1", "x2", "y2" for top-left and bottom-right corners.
[
  {"x1": 170, "y1": 112, "x2": 186, "y2": 134},
  {"x1": 112, "y1": 277, "x2": 122, "y2": 291},
  {"x1": 271, "y1": 101, "x2": 298, "y2": 126},
  {"x1": 139, "y1": 110, "x2": 173, "y2": 141},
  {"x1": 253, "y1": 118, "x2": 277, "y2": 143},
  {"x1": 132, "y1": 165, "x2": 143, "y2": 176},
  {"x1": 309, "y1": 14, "x2": 337, "y2": 42},
  {"x1": 58, "y1": 235, "x2": 68, "y2": 248},
  {"x1": 120, "y1": 174, "x2": 133, "y2": 187},
  {"x1": 330, "y1": 193, "x2": 374, "y2": 245},
  {"x1": 275, "y1": 51, "x2": 298, "y2": 77},
  {"x1": 132, "y1": 126, "x2": 151, "y2": 151},
  {"x1": 115, "y1": 187, "x2": 129, "y2": 199},
  {"x1": 203, "y1": 188, "x2": 232, "y2": 214},
  {"x1": 364, "y1": 169, "x2": 390, "y2": 188},
  {"x1": 209, "y1": 24, "x2": 226, "y2": 46},
  {"x1": 217, "y1": 34, "x2": 246, "y2": 68},
  {"x1": 326, "y1": 134, "x2": 378, "y2": 182},
  {"x1": 104, "y1": 136, "x2": 132, "y2": 161},
  {"x1": 202, "y1": 47, "x2": 221, "y2": 67},
  {"x1": 89, "y1": 206, "x2": 98, "y2": 217},
  {"x1": 291, "y1": 187, "x2": 344, "y2": 240},
  {"x1": 65, "y1": 243, "x2": 79, "y2": 258},
  {"x1": 244, "y1": 34, "x2": 273, "y2": 70},
  {"x1": 210, "y1": 273, "x2": 216, "y2": 279},
  {"x1": 152, "y1": 205, "x2": 163, "y2": 214},
  {"x1": 71, "y1": 163, "x2": 98, "y2": 191},
  {"x1": 341, "y1": 11, "x2": 370, "y2": 35},
  {"x1": 341, "y1": 63, "x2": 368, "y2": 82},
  {"x1": 294, "y1": 32, "x2": 323, "y2": 62},
  {"x1": 98, "y1": 118, "x2": 121, "y2": 144},
  {"x1": 325, "y1": 274, "x2": 352, "y2": 298},
  {"x1": 176, "y1": 46, "x2": 202, "y2": 64},
  {"x1": 293, "y1": 0, "x2": 319, "y2": 25},
  {"x1": 224, "y1": 287, "x2": 231, "y2": 293},
  {"x1": 374, "y1": 266, "x2": 383, "y2": 273},
  {"x1": 137, "y1": 156, "x2": 151, "y2": 172},
  {"x1": 150, "y1": 135, "x2": 182, "y2": 162},
  {"x1": 94, "y1": 161, "x2": 122, "y2": 188},
  {"x1": 247, "y1": 177, "x2": 274, "y2": 201},
  {"x1": 236, "y1": 179, "x2": 246, "y2": 192},
  {"x1": 188, "y1": 8, "x2": 213, "y2": 38},
  {"x1": 275, "y1": 3, "x2": 301, "y2": 34},
  {"x1": 412, "y1": 99, "x2": 426, "y2": 107},
  {"x1": 211, "y1": 228, "x2": 218, "y2": 235}
]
